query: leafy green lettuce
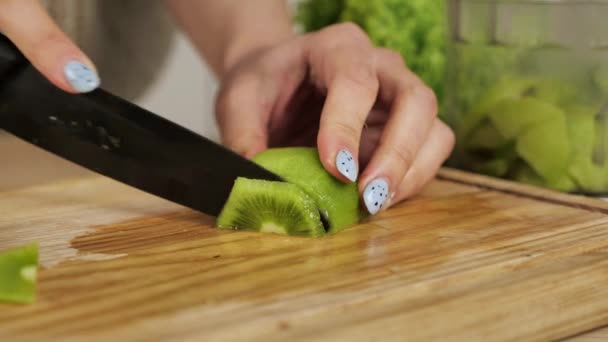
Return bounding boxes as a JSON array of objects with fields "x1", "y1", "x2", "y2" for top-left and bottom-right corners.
[{"x1": 296, "y1": 0, "x2": 447, "y2": 102}]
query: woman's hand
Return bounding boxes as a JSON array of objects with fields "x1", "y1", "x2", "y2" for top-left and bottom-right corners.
[
  {"x1": 0, "y1": 0, "x2": 99, "y2": 93},
  {"x1": 215, "y1": 23, "x2": 455, "y2": 215}
]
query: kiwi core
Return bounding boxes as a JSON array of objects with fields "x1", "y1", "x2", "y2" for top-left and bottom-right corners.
[
  {"x1": 261, "y1": 223, "x2": 287, "y2": 235},
  {"x1": 216, "y1": 148, "x2": 364, "y2": 237}
]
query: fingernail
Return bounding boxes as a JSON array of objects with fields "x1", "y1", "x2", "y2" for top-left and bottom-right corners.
[
  {"x1": 363, "y1": 178, "x2": 389, "y2": 215},
  {"x1": 64, "y1": 60, "x2": 100, "y2": 93},
  {"x1": 336, "y1": 149, "x2": 358, "y2": 182}
]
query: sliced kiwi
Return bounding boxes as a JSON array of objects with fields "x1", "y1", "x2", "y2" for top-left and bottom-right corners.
[
  {"x1": 253, "y1": 147, "x2": 362, "y2": 234},
  {"x1": 217, "y1": 178, "x2": 325, "y2": 237},
  {"x1": 0, "y1": 243, "x2": 38, "y2": 304},
  {"x1": 216, "y1": 147, "x2": 363, "y2": 237}
]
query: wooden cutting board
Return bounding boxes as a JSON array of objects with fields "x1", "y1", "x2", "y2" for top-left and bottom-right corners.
[{"x1": 1, "y1": 134, "x2": 608, "y2": 341}]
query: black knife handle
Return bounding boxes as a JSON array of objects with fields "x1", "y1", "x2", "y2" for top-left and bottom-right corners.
[{"x1": 0, "y1": 34, "x2": 26, "y2": 79}]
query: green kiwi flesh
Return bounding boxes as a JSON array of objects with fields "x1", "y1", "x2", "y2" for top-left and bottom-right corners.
[
  {"x1": 0, "y1": 243, "x2": 38, "y2": 304},
  {"x1": 216, "y1": 147, "x2": 363, "y2": 237},
  {"x1": 253, "y1": 147, "x2": 362, "y2": 234},
  {"x1": 217, "y1": 178, "x2": 325, "y2": 237}
]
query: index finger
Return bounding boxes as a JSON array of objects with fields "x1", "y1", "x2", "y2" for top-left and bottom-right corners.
[
  {"x1": 0, "y1": 0, "x2": 99, "y2": 93},
  {"x1": 310, "y1": 23, "x2": 379, "y2": 183}
]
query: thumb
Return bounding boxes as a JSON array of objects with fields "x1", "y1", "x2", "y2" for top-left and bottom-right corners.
[
  {"x1": 215, "y1": 76, "x2": 270, "y2": 159},
  {"x1": 0, "y1": 0, "x2": 100, "y2": 93}
]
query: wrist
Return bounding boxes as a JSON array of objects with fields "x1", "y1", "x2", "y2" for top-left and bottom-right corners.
[
  {"x1": 221, "y1": 37, "x2": 285, "y2": 78},
  {"x1": 220, "y1": 26, "x2": 295, "y2": 80},
  {"x1": 165, "y1": 0, "x2": 295, "y2": 80}
]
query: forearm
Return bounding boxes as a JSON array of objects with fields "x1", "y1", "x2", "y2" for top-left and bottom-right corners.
[{"x1": 165, "y1": 0, "x2": 295, "y2": 80}]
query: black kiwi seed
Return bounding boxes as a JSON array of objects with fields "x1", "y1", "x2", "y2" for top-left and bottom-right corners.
[{"x1": 319, "y1": 210, "x2": 330, "y2": 233}]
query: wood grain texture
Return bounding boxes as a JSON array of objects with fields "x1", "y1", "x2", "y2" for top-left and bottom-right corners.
[
  {"x1": 568, "y1": 328, "x2": 608, "y2": 342},
  {"x1": 0, "y1": 131, "x2": 90, "y2": 191},
  {"x1": 1, "y1": 134, "x2": 608, "y2": 341}
]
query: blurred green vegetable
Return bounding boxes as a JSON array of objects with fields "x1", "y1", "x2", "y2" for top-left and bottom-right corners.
[
  {"x1": 0, "y1": 243, "x2": 38, "y2": 304},
  {"x1": 296, "y1": 0, "x2": 345, "y2": 32},
  {"x1": 296, "y1": 0, "x2": 447, "y2": 103},
  {"x1": 297, "y1": 0, "x2": 608, "y2": 193},
  {"x1": 453, "y1": 72, "x2": 607, "y2": 193}
]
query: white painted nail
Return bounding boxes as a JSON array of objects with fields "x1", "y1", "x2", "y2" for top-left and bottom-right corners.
[
  {"x1": 336, "y1": 149, "x2": 358, "y2": 182},
  {"x1": 363, "y1": 178, "x2": 389, "y2": 215},
  {"x1": 64, "y1": 60, "x2": 100, "y2": 93}
]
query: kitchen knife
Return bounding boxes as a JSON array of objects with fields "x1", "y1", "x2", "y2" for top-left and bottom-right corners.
[{"x1": 0, "y1": 35, "x2": 283, "y2": 217}]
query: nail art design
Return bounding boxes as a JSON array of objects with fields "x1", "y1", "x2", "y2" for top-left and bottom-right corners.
[
  {"x1": 336, "y1": 149, "x2": 358, "y2": 182},
  {"x1": 363, "y1": 178, "x2": 389, "y2": 215},
  {"x1": 64, "y1": 60, "x2": 100, "y2": 93}
]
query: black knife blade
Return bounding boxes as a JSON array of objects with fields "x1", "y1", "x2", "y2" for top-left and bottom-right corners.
[{"x1": 0, "y1": 35, "x2": 283, "y2": 216}]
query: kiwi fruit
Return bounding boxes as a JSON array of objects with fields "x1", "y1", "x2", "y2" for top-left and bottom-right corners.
[
  {"x1": 216, "y1": 147, "x2": 363, "y2": 237},
  {"x1": 217, "y1": 178, "x2": 326, "y2": 237},
  {"x1": 0, "y1": 243, "x2": 38, "y2": 304}
]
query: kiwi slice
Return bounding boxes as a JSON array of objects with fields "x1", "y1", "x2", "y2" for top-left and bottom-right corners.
[
  {"x1": 216, "y1": 147, "x2": 363, "y2": 237},
  {"x1": 253, "y1": 147, "x2": 362, "y2": 233},
  {"x1": 217, "y1": 178, "x2": 325, "y2": 237},
  {"x1": 0, "y1": 243, "x2": 38, "y2": 304}
]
